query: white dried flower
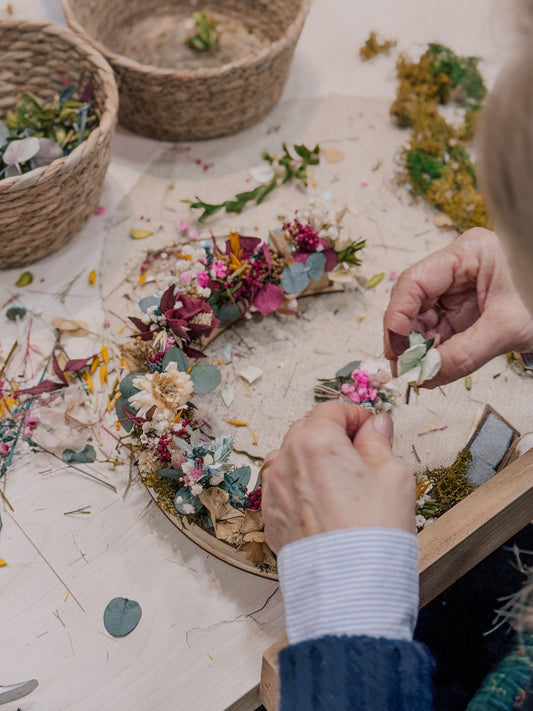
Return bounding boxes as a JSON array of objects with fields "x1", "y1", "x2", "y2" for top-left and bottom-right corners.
[{"x1": 129, "y1": 362, "x2": 194, "y2": 420}]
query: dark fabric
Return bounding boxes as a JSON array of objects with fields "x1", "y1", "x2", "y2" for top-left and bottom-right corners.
[
  {"x1": 415, "y1": 524, "x2": 533, "y2": 710},
  {"x1": 279, "y1": 635, "x2": 434, "y2": 711}
]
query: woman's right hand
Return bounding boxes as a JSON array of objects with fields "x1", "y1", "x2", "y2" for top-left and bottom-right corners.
[{"x1": 383, "y1": 228, "x2": 533, "y2": 388}]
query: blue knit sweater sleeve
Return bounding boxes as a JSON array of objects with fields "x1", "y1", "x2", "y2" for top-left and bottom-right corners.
[{"x1": 279, "y1": 634, "x2": 434, "y2": 711}]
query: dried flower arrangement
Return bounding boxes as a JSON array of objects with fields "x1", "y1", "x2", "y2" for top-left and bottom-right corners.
[
  {"x1": 186, "y1": 11, "x2": 219, "y2": 52},
  {"x1": 315, "y1": 359, "x2": 398, "y2": 412},
  {"x1": 0, "y1": 79, "x2": 97, "y2": 180},
  {"x1": 391, "y1": 44, "x2": 490, "y2": 231},
  {"x1": 115, "y1": 206, "x2": 366, "y2": 572}
]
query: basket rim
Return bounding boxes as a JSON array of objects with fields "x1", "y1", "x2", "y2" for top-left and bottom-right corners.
[
  {"x1": 0, "y1": 18, "x2": 118, "y2": 191},
  {"x1": 61, "y1": 0, "x2": 312, "y2": 79}
]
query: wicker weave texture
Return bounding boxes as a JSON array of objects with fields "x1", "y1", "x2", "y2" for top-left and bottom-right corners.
[
  {"x1": 62, "y1": 0, "x2": 311, "y2": 141},
  {"x1": 0, "y1": 20, "x2": 118, "y2": 269}
]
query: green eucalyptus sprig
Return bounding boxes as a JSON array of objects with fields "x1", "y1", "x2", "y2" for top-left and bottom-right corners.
[
  {"x1": 184, "y1": 143, "x2": 320, "y2": 222},
  {"x1": 187, "y1": 11, "x2": 219, "y2": 52}
]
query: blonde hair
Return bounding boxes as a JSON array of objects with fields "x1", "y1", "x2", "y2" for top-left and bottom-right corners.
[{"x1": 477, "y1": 38, "x2": 533, "y2": 265}]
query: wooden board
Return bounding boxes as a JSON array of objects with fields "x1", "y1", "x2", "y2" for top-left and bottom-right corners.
[{"x1": 259, "y1": 448, "x2": 533, "y2": 711}]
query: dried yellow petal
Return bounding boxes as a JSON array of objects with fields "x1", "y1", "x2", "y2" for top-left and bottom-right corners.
[
  {"x1": 225, "y1": 419, "x2": 249, "y2": 427},
  {"x1": 88, "y1": 269, "x2": 97, "y2": 285},
  {"x1": 130, "y1": 229, "x2": 153, "y2": 240},
  {"x1": 101, "y1": 345, "x2": 109, "y2": 363},
  {"x1": 0, "y1": 559, "x2": 6, "y2": 567},
  {"x1": 138, "y1": 273, "x2": 146, "y2": 285},
  {"x1": 15, "y1": 271, "x2": 33, "y2": 287},
  {"x1": 100, "y1": 363, "x2": 107, "y2": 386}
]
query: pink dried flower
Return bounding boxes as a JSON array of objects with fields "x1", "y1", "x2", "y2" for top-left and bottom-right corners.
[
  {"x1": 188, "y1": 230, "x2": 199, "y2": 239},
  {"x1": 197, "y1": 272, "x2": 210, "y2": 288},
  {"x1": 0, "y1": 442, "x2": 9, "y2": 455},
  {"x1": 94, "y1": 205, "x2": 105, "y2": 216},
  {"x1": 180, "y1": 272, "x2": 191, "y2": 283},
  {"x1": 212, "y1": 259, "x2": 228, "y2": 279},
  {"x1": 179, "y1": 220, "x2": 190, "y2": 232}
]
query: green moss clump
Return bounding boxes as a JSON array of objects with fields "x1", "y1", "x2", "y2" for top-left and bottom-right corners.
[
  {"x1": 391, "y1": 44, "x2": 491, "y2": 231},
  {"x1": 420, "y1": 449, "x2": 475, "y2": 519}
]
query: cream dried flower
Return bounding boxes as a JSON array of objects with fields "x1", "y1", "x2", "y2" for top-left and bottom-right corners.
[{"x1": 129, "y1": 362, "x2": 194, "y2": 420}]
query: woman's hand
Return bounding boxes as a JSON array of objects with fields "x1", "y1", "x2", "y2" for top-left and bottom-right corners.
[
  {"x1": 384, "y1": 228, "x2": 533, "y2": 387},
  {"x1": 262, "y1": 402, "x2": 415, "y2": 554}
]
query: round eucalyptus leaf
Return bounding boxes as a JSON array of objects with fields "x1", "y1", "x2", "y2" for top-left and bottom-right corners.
[
  {"x1": 162, "y1": 346, "x2": 189, "y2": 372},
  {"x1": 281, "y1": 262, "x2": 310, "y2": 294},
  {"x1": 157, "y1": 467, "x2": 182, "y2": 480},
  {"x1": 216, "y1": 303, "x2": 242, "y2": 325},
  {"x1": 103, "y1": 597, "x2": 142, "y2": 637},
  {"x1": 190, "y1": 364, "x2": 221, "y2": 394},
  {"x1": 119, "y1": 373, "x2": 142, "y2": 400},
  {"x1": 139, "y1": 293, "x2": 162, "y2": 314},
  {"x1": 305, "y1": 252, "x2": 327, "y2": 281}
]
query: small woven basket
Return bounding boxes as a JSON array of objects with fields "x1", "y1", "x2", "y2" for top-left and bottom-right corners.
[
  {"x1": 0, "y1": 20, "x2": 118, "y2": 269},
  {"x1": 62, "y1": 0, "x2": 311, "y2": 141}
]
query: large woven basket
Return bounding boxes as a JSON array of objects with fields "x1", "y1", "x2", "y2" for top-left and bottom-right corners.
[
  {"x1": 62, "y1": 0, "x2": 311, "y2": 141},
  {"x1": 0, "y1": 20, "x2": 118, "y2": 269}
]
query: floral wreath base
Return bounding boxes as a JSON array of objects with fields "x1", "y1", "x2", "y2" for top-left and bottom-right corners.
[{"x1": 115, "y1": 205, "x2": 367, "y2": 576}]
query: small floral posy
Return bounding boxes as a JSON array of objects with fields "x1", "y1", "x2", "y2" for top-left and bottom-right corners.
[
  {"x1": 117, "y1": 209, "x2": 366, "y2": 571},
  {"x1": 315, "y1": 359, "x2": 398, "y2": 412}
]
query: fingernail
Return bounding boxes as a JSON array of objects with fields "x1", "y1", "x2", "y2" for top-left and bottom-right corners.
[
  {"x1": 373, "y1": 414, "x2": 393, "y2": 443},
  {"x1": 388, "y1": 330, "x2": 410, "y2": 356}
]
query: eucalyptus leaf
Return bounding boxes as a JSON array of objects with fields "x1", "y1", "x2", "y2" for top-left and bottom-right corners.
[
  {"x1": 397, "y1": 344, "x2": 427, "y2": 376},
  {"x1": 216, "y1": 303, "x2": 242, "y2": 324},
  {"x1": 3, "y1": 136, "x2": 40, "y2": 165},
  {"x1": 281, "y1": 262, "x2": 310, "y2": 294},
  {"x1": 33, "y1": 138, "x2": 64, "y2": 167},
  {"x1": 162, "y1": 346, "x2": 189, "y2": 372},
  {"x1": 0, "y1": 123, "x2": 9, "y2": 147},
  {"x1": 119, "y1": 374, "x2": 142, "y2": 400},
  {"x1": 157, "y1": 467, "x2": 182, "y2": 480},
  {"x1": 103, "y1": 597, "x2": 142, "y2": 637},
  {"x1": 6, "y1": 306, "x2": 26, "y2": 321},
  {"x1": 115, "y1": 396, "x2": 134, "y2": 432},
  {"x1": 409, "y1": 332, "x2": 426, "y2": 347},
  {"x1": 190, "y1": 364, "x2": 221, "y2": 394},
  {"x1": 174, "y1": 487, "x2": 202, "y2": 514},
  {"x1": 335, "y1": 360, "x2": 362, "y2": 378},
  {"x1": 306, "y1": 252, "x2": 327, "y2": 281},
  {"x1": 62, "y1": 444, "x2": 96, "y2": 463},
  {"x1": 420, "y1": 347, "x2": 442, "y2": 382},
  {"x1": 139, "y1": 292, "x2": 163, "y2": 313}
]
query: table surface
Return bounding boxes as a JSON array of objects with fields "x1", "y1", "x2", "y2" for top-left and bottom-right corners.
[{"x1": 0, "y1": 1, "x2": 520, "y2": 710}]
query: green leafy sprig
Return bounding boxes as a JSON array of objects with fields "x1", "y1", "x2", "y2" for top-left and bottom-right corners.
[
  {"x1": 187, "y1": 11, "x2": 219, "y2": 52},
  {"x1": 185, "y1": 143, "x2": 320, "y2": 222},
  {"x1": 336, "y1": 239, "x2": 366, "y2": 266}
]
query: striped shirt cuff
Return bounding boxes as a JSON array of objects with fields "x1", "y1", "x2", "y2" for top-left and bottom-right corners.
[{"x1": 278, "y1": 528, "x2": 419, "y2": 645}]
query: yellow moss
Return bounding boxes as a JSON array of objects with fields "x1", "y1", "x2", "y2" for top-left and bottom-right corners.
[
  {"x1": 422, "y1": 449, "x2": 475, "y2": 519},
  {"x1": 392, "y1": 45, "x2": 490, "y2": 231},
  {"x1": 360, "y1": 32, "x2": 397, "y2": 61}
]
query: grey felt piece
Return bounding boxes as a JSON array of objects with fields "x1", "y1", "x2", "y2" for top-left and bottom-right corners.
[{"x1": 466, "y1": 413, "x2": 514, "y2": 486}]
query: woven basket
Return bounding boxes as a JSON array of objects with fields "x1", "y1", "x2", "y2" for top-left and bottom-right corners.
[
  {"x1": 62, "y1": 0, "x2": 311, "y2": 141},
  {"x1": 0, "y1": 20, "x2": 118, "y2": 269}
]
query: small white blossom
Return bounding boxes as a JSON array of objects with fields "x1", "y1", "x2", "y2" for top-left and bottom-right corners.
[{"x1": 182, "y1": 503, "x2": 195, "y2": 515}]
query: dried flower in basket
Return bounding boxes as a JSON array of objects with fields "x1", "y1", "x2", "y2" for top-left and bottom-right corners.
[
  {"x1": 0, "y1": 81, "x2": 97, "y2": 181},
  {"x1": 187, "y1": 11, "x2": 219, "y2": 52}
]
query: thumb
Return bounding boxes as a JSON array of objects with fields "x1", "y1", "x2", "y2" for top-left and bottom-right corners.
[{"x1": 352, "y1": 413, "x2": 395, "y2": 469}]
